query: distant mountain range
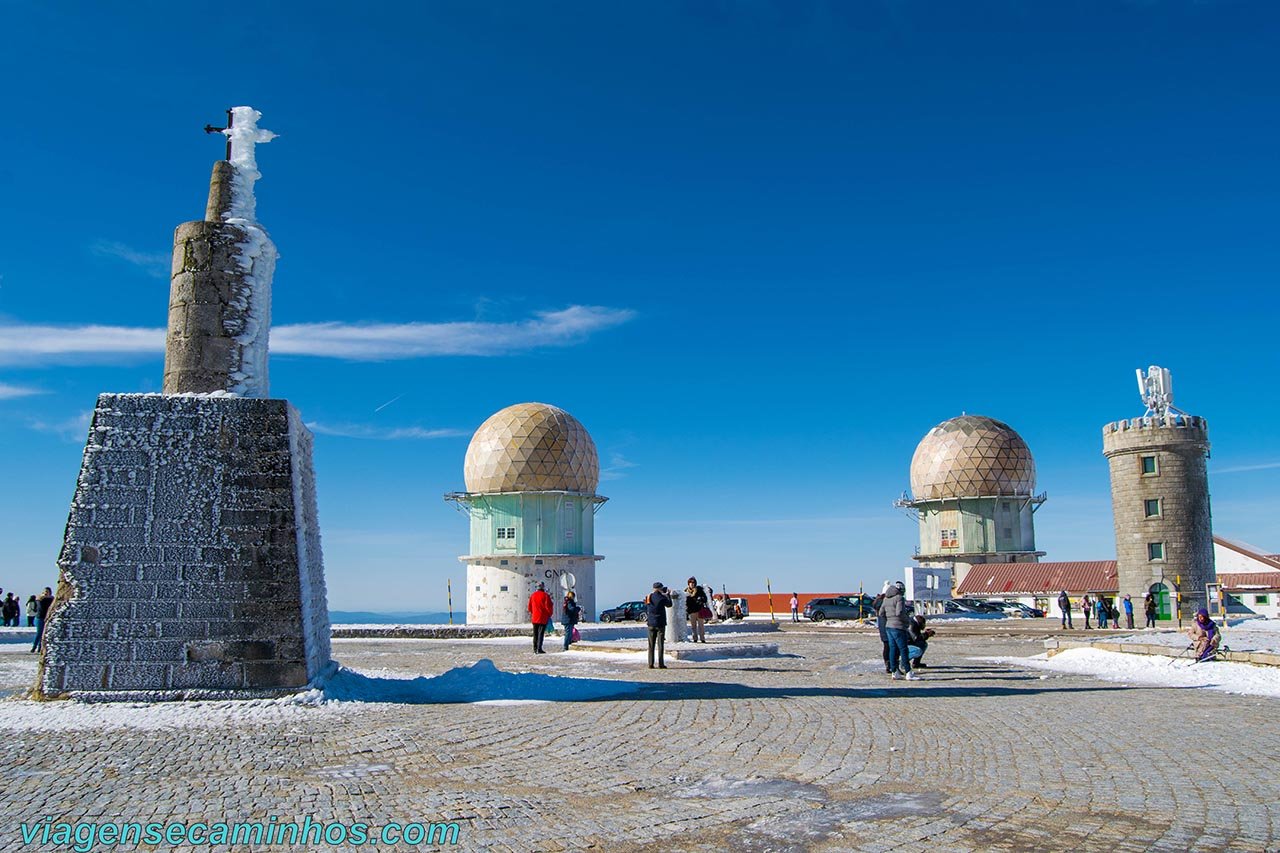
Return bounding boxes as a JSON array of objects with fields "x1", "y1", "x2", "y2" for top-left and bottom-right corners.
[{"x1": 329, "y1": 611, "x2": 455, "y2": 625}]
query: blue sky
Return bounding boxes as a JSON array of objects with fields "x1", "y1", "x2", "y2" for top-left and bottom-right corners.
[{"x1": 1, "y1": 1, "x2": 1277, "y2": 612}]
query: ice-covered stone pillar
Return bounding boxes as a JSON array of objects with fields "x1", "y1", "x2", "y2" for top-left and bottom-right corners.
[
  {"x1": 666, "y1": 591, "x2": 688, "y2": 645},
  {"x1": 163, "y1": 107, "x2": 277, "y2": 397},
  {"x1": 39, "y1": 107, "x2": 333, "y2": 700}
]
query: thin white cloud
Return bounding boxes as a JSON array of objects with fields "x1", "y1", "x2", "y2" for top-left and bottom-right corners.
[
  {"x1": 0, "y1": 324, "x2": 165, "y2": 365},
  {"x1": 271, "y1": 306, "x2": 636, "y2": 359},
  {"x1": 0, "y1": 382, "x2": 45, "y2": 400},
  {"x1": 600, "y1": 452, "x2": 638, "y2": 481},
  {"x1": 28, "y1": 410, "x2": 93, "y2": 442},
  {"x1": 306, "y1": 421, "x2": 468, "y2": 441},
  {"x1": 1213, "y1": 461, "x2": 1280, "y2": 475},
  {"x1": 0, "y1": 305, "x2": 636, "y2": 366},
  {"x1": 91, "y1": 240, "x2": 170, "y2": 279}
]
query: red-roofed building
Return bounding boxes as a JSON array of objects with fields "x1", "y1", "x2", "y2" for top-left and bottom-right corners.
[
  {"x1": 948, "y1": 535, "x2": 1279, "y2": 620},
  {"x1": 955, "y1": 561, "x2": 1119, "y2": 619},
  {"x1": 1214, "y1": 537, "x2": 1280, "y2": 618}
]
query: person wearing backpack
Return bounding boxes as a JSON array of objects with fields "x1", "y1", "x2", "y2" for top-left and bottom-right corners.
[{"x1": 561, "y1": 590, "x2": 581, "y2": 651}]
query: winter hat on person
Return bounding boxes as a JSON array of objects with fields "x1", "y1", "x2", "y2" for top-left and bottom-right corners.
[
  {"x1": 882, "y1": 581, "x2": 895, "y2": 594},
  {"x1": 536, "y1": 582, "x2": 545, "y2": 590},
  {"x1": 894, "y1": 581, "x2": 906, "y2": 591},
  {"x1": 653, "y1": 582, "x2": 664, "y2": 589}
]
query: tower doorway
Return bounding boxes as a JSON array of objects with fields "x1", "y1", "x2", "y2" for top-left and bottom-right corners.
[{"x1": 1149, "y1": 582, "x2": 1171, "y2": 620}]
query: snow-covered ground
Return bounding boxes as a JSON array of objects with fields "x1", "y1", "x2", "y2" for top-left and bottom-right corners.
[
  {"x1": 1106, "y1": 618, "x2": 1280, "y2": 655},
  {"x1": 984, "y1": 647, "x2": 1280, "y2": 699},
  {"x1": 0, "y1": 656, "x2": 643, "y2": 731}
]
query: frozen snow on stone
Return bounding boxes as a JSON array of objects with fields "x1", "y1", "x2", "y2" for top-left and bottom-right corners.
[
  {"x1": 218, "y1": 105, "x2": 277, "y2": 399},
  {"x1": 982, "y1": 647, "x2": 1280, "y2": 699}
]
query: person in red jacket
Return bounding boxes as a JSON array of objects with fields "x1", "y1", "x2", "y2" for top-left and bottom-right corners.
[{"x1": 528, "y1": 582, "x2": 554, "y2": 654}]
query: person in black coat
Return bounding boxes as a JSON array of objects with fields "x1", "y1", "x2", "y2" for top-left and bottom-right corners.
[
  {"x1": 561, "y1": 590, "x2": 581, "y2": 651},
  {"x1": 872, "y1": 588, "x2": 891, "y2": 674},
  {"x1": 906, "y1": 614, "x2": 935, "y2": 667},
  {"x1": 645, "y1": 583, "x2": 672, "y2": 669},
  {"x1": 1057, "y1": 590, "x2": 1073, "y2": 629},
  {"x1": 685, "y1": 577, "x2": 709, "y2": 643}
]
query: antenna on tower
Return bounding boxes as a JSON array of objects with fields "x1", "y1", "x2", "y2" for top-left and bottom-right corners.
[{"x1": 1136, "y1": 365, "x2": 1184, "y2": 418}]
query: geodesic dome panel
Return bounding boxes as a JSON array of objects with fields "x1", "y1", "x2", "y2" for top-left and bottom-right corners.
[
  {"x1": 909, "y1": 415, "x2": 1036, "y2": 501},
  {"x1": 464, "y1": 402, "x2": 599, "y2": 494}
]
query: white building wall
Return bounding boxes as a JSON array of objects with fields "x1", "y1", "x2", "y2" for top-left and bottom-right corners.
[{"x1": 466, "y1": 557, "x2": 598, "y2": 625}]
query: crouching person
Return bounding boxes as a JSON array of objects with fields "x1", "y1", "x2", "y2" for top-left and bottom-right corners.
[
  {"x1": 1186, "y1": 609, "x2": 1221, "y2": 662},
  {"x1": 906, "y1": 613, "x2": 935, "y2": 668}
]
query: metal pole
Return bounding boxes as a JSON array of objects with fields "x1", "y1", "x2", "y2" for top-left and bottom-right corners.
[
  {"x1": 1175, "y1": 574, "x2": 1182, "y2": 629},
  {"x1": 448, "y1": 578, "x2": 454, "y2": 625},
  {"x1": 766, "y1": 578, "x2": 777, "y2": 625}
]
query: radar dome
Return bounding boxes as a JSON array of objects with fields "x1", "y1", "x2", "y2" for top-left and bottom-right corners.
[
  {"x1": 464, "y1": 403, "x2": 599, "y2": 494},
  {"x1": 909, "y1": 415, "x2": 1036, "y2": 501}
]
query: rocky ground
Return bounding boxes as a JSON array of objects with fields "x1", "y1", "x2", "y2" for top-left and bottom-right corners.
[{"x1": 1, "y1": 622, "x2": 1276, "y2": 852}]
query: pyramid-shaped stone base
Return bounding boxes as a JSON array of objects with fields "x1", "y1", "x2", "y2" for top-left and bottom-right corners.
[{"x1": 39, "y1": 394, "x2": 333, "y2": 699}]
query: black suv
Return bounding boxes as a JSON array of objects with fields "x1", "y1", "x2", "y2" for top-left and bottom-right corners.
[
  {"x1": 599, "y1": 601, "x2": 647, "y2": 622},
  {"x1": 803, "y1": 595, "x2": 875, "y2": 622}
]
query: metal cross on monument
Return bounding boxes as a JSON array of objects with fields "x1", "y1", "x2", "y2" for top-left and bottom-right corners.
[
  {"x1": 203, "y1": 109, "x2": 234, "y2": 160},
  {"x1": 203, "y1": 107, "x2": 277, "y2": 166}
]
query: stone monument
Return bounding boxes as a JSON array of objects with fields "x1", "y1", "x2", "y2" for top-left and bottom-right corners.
[
  {"x1": 37, "y1": 108, "x2": 334, "y2": 699},
  {"x1": 1102, "y1": 366, "x2": 1215, "y2": 621}
]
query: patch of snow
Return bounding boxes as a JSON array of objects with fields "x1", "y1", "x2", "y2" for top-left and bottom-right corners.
[{"x1": 980, "y1": 648, "x2": 1280, "y2": 699}]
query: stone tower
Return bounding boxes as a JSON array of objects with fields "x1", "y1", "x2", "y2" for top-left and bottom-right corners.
[
  {"x1": 446, "y1": 403, "x2": 606, "y2": 624},
  {"x1": 899, "y1": 415, "x2": 1045, "y2": 588},
  {"x1": 39, "y1": 108, "x2": 333, "y2": 699},
  {"x1": 1103, "y1": 366, "x2": 1214, "y2": 621}
]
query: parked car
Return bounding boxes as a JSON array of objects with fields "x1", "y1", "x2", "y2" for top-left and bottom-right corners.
[
  {"x1": 599, "y1": 601, "x2": 646, "y2": 622},
  {"x1": 724, "y1": 597, "x2": 750, "y2": 619},
  {"x1": 952, "y1": 597, "x2": 1003, "y2": 614},
  {"x1": 987, "y1": 600, "x2": 1045, "y2": 618},
  {"x1": 942, "y1": 599, "x2": 1000, "y2": 615},
  {"x1": 803, "y1": 595, "x2": 875, "y2": 622}
]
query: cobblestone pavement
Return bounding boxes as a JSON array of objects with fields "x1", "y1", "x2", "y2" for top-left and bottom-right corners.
[{"x1": 1, "y1": 624, "x2": 1277, "y2": 852}]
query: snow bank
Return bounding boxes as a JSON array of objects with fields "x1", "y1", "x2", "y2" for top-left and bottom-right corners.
[
  {"x1": 0, "y1": 660, "x2": 642, "y2": 730},
  {"x1": 982, "y1": 648, "x2": 1280, "y2": 699},
  {"x1": 296, "y1": 659, "x2": 641, "y2": 705}
]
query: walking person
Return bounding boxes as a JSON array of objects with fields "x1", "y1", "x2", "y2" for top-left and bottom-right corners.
[
  {"x1": 1122, "y1": 595, "x2": 1134, "y2": 630},
  {"x1": 1082, "y1": 595, "x2": 1093, "y2": 629},
  {"x1": 528, "y1": 582, "x2": 553, "y2": 654},
  {"x1": 879, "y1": 580, "x2": 918, "y2": 680},
  {"x1": 26, "y1": 595, "x2": 38, "y2": 628},
  {"x1": 685, "y1": 577, "x2": 708, "y2": 643},
  {"x1": 1144, "y1": 593, "x2": 1158, "y2": 628},
  {"x1": 1057, "y1": 590, "x2": 1073, "y2": 629},
  {"x1": 645, "y1": 583, "x2": 672, "y2": 669},
  {"x1": 1, "y1": 593, "x2": 17, "y2": 627},
  {"x1": 790, "y1": 593, "x2": 800, "y2": 623},
  {"x1": 30, "y1": 587, "x2": 54, "y2": 653},
  {"x1": 561, "y1": 590, "x2": 581, "y2": 651}
]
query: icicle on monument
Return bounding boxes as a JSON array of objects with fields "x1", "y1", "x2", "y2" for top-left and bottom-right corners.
[{"x1": 37, "y1": 108, "x2": 334, "y2": 699}]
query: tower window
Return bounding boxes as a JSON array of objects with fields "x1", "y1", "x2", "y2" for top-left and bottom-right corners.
[
  {"x1": 940, "y1": 529, "x2": 958, "y2": 548},
  {"x1": 1147, "y1": 542, "x2": 1165, "y2": 561},
  {"x1": 1144, "y1": 499, "x2": 1161, "y2": 518},
  {"x1": 1255, "y1": 594, "x2": 1270, "y2": 606},
  {"x1": 499, "y1": 585, "x2": 508, "y2": 592},
  {"x1": 535, "y1": 559, "x2": 543, "y2": 565},
  {"x1": 1140, "y1": 456, "x2": 1158, "y2": 476},
  {"x1": 474, "y1": 585, "x2": 480, "y2": 592}
]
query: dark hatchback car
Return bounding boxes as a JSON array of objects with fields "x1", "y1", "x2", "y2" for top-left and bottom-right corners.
[
  {"x1": 599, "y1": 601, "x2": 647, "y2": 622},
  {"x1": 803, "y1": 595, "x2": 876, "y2": 622}
]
